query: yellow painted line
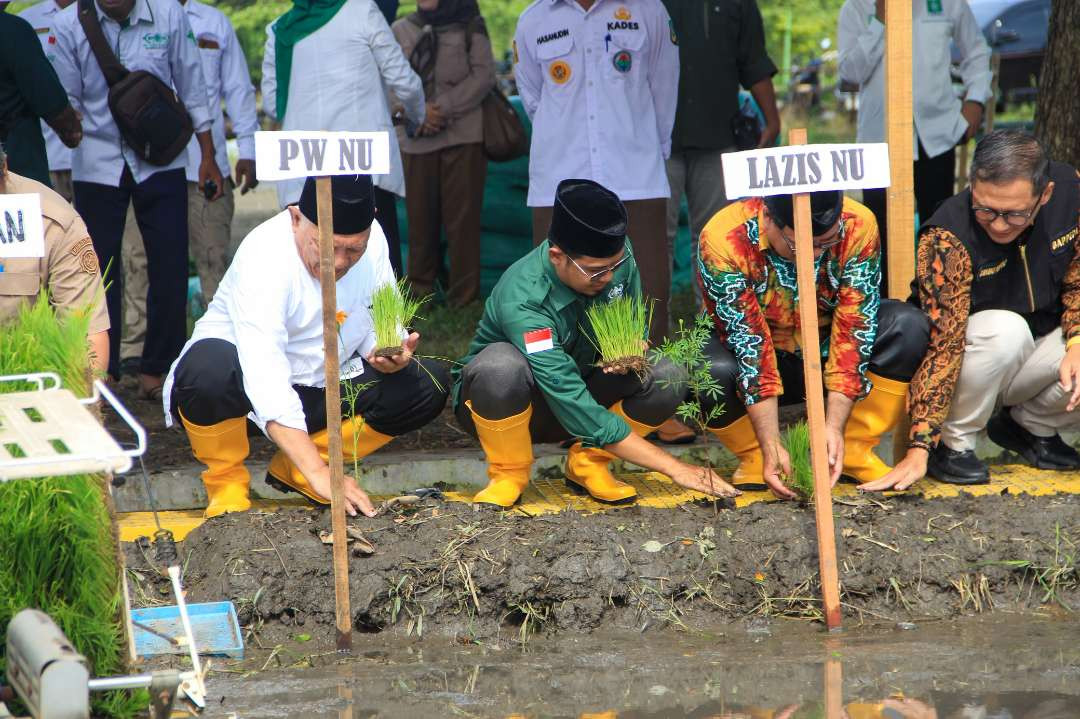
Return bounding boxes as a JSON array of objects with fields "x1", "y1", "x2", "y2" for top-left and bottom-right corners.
[{"x1": 117, "y1": 463, "x2": 1080, "y2": 542}]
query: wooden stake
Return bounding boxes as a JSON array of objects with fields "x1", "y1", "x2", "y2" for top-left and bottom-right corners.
[
  {"x1": 824, "y1": 648, "x2": 844, "y2": 717},
  {"x1": 884, "y1": 0, "x2": 915, "y2": 300},
  {"x1": 315, "y1": 176, "x2": 352, "y2": 651},
  {"x1": 789, "y1": 128, "x2": 842, "y2": 631}
]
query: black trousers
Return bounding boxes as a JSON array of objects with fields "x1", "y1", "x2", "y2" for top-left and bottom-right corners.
[
  {"x1": 170, "y1": 338, "x2": 449, "y2": 437},
  {"x1": 700, "y1": 299, "x2": 929, "y2": 427},
  {"x1": 862, "y1": 142, "x2": 956, "y2": 292},
  {"x1": 374, "y1": 187, "x2": 402, "y2": 278},
  {"x1": 454, "y1": 341, "x2": 685, "y2": 443},
  {"x1": 74, "y1": 166, "x2": 189, "y2": 379}
]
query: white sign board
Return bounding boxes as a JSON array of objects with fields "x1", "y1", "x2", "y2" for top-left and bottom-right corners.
[
  {"x1": 722, "y1": 143, "x2": 891, "y2": 200},
  {"x1": 255, "y1": 131, "x2": 391, "y2": 182},
  {"x1": 0, "y1": 194, "x2": 45, "y2": 259}
]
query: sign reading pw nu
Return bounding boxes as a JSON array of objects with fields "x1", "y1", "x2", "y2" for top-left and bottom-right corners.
[{"x1": 254, "y1": 131, "x2": 391, "y2": 182}]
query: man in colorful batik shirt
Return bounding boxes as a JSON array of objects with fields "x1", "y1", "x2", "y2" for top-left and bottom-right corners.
[{"x1": 695, "y1": 190, "x2": 929, "y2": 498}]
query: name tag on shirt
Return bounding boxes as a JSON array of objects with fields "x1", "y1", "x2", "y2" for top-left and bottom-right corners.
[
  {"x1": 524, "y1": 328, "x2": 555, "y2": 354},
  {"x1": 0, "y1": 194, "x2": 45, "y2": 259}
]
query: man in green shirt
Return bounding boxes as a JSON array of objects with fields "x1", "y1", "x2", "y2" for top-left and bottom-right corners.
[
  {"x1": 453, "y1": 179, "x2": 739, "y2": 507},
  {"x1": 0, "y1": 8, "x2": 81, "y2": 187}
]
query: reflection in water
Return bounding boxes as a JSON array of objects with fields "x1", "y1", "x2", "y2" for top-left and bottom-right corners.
[{"x1": 203, "y1": 617, "x2": 1080, "y2": 718}]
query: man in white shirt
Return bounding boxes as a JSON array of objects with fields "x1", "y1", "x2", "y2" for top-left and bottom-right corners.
[
  {"x1": 17, "y1": 0, "x2": 76, "y2": 202},
  {"x1": 51, "y1": 0, "x2": 225, "y2": 394},
  {"x1": 262, "y1": 0, "x2": 425, "y2": 276},
  {"x1": 119, "y1": 0, "x2": 259, "y2": 377},
  {"x1": 838, "y1": 0, "x2": 991, "y2": 290},
  {"x1": 164, "y1": 175, "x2": 450, "y2": 519},
  {"x1": 513, "y1": 0, "x2": 679, "y2": 342}
]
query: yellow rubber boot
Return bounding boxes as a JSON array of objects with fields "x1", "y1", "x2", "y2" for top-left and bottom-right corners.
[
  {"x1": 180, "y1": 413, "x2": 252, "y2": 518},
  {"x1": 470, "y1": 402, "x2": 534, "y2": 507},
  {"x1": 267, "y1": 417, "x2": 393, "y2": 504},
  {"x1": 843, "y1": 372, "x2": 908, "y2": 483},
  {"x1": 706, "y1": 414, "x2": 763, "y2": 485},
  {"x1": 564, "y1": 400, "x2": 657, "y2": 503}
]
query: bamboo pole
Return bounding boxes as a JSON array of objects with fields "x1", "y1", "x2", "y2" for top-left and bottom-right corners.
[
  {"x1": 789, "y1": 128, "x2": 842, "y2": 631},
  {"x1": 884, "y1": 0, "x2": 915, "y2": 300},
  {"x1": 315, "y1": 177, "x2": 352, "y2": 651}
]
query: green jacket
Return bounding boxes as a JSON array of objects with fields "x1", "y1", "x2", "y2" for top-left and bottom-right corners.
[
  {"x1": 453, "y1": 240, "x2": 642, "y2": 448},
  {"x1": 0, "y1": 13, "x2": 68, "y2": 187}
]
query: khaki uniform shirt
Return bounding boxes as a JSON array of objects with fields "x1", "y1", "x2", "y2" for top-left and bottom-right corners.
[{"x1": 0, "y1": 171, "x2": 109, "y2": 333}]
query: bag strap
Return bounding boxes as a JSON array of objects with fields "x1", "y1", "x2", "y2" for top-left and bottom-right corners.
[{"x1": 78, "y1": 0, "x2": 129, "y2": 87}]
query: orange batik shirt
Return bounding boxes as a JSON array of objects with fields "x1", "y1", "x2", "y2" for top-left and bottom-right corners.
[{"x1": 697, "y1": 196, "x2": 882, "y2": 406}]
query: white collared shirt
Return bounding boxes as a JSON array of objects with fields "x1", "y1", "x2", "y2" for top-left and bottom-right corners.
[
  {"x1": 51, "y1": 0, "x2": 212, "y2": 186},
  {"x1": 181, "y1": 0, "x2": 257, "y2": 182},
  {"x1": 163, "y1": 210, "x2": 396, "y2": 433},
  {"x1": 261, "y1": 0, "x2": 425, "y2": 205},
  {"x1": 837, "y1": 0, "x2": 992, "y2": 158},
  {"x1": 513, "y1": 0, "x2": 679, "y2": 207},
  {"x1": 17, "y1": 0, "x2": 72, "y2": 173}
]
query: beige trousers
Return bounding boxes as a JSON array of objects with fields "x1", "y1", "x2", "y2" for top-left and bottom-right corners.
[
  {"x1": 120, "y1": 180, "x2": 235, "y2": 363},
  {"x1": 942, "y1": 309, "x2": 1075, "y2": 450}
]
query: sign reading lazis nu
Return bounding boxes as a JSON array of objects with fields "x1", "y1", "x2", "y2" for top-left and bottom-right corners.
[
  {"x1": 722, "y1": 142, "x2": 891, "y2": 199},
  {"x1": 254, "y1": 131, "x2": 391, "y2": 182}
]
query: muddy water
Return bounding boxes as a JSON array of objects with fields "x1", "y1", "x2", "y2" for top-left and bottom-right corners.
[{"x1": 201, "y1": 616, "x2": 1080, "y2": 717}]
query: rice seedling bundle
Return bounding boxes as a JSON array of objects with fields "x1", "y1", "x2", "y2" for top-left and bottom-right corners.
[
  {"x1": 586, "y1": 295, "x2": 653, "y2": 375},
  {"x1": 0, "y1": 297, "x2": 141, "y2": 717},
  {"x1": 782, "y1": 421, "x2": 814, "y2": 501},
  {"x1": 370, "y1": 279, "x2": 427, "y2": 358}
]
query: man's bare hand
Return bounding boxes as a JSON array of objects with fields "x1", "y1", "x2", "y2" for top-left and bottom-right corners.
[
  {"x1": 825, "y1": 423, "x2": 844, "y2": 486},
  {"x1": 234, "y1": 159, "x2": 258, "y2": 194},
  {"x1": 366, "y1": 331, "x2": 419, "y2": 374},
  {"x1": 961, "y1": 100, "x2": 984, "y2": 141},
  {"x1": 762, "y1": 437, "x2": 796, "y2": 499},
  {"x1": 47, "y1": 105, "x2": 82, "y2": 148},
  {"x1": 860, "y1": 447, "x2": 928, "y2": 492},
  {"x1": 1059, "y1": 344, "x2": 1080, "y2": 411},
  {"x1": 669, "y1": 463, "x2": 741, "y2": 498},
  {"x1": 306, "y1": 466, "x2": 377, "y2": 517},
  {"x1": 198, "y1": 157, "x2": 225, "y2": 201}
]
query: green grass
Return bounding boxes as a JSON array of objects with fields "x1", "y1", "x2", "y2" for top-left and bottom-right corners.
[
  {"x1": 370, "y1": 279, "x2": 427, "y2": 353},
  {"x1": 0, "y1": 296, "x2": 143, "y2": 717},
  {"x1": 782, "y1": 421, "x2": 814, "y2": 501},
  {"x1": 585, "y1": 296, "x2": 652, "y2": 368}
]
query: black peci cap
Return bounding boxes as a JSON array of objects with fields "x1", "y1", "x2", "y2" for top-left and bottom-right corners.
[
  {"x1": 298, "y1": 175, "x2": 376, "y2": 234},
  {"x1": 764, "y1": 190, "x2": 843, "y2": 236},
  {"x1": 548, "y1": 179, "x2": 627, "y2": 258}
]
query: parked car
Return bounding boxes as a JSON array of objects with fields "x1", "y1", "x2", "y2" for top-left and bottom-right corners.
[{"x1": 954, "y1": 0, "x2": 1050, "y2": 109}]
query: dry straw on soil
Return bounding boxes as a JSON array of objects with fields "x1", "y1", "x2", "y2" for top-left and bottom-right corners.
[{"x1": 0, "y1": 296, "x2": 142, "y2": 717}]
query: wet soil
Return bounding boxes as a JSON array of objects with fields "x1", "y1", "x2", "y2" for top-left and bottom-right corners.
[
  {"x1": 126, "y1": 492, "x2": 1080, "y2": 651},
  {"x1": 196, "y1": 615, "x2": 1080, "y2": 718}
]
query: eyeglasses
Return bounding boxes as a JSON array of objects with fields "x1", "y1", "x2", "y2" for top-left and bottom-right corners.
[
  {"x1": 772, "y1": 214, "x2": 844, "y2": 254},
  {"x1": 972, "y1": 197, "x2": 1041, "y2": 227},
  {"x1": 566, "y1": 249, "x2": 632, "y2": 281}
]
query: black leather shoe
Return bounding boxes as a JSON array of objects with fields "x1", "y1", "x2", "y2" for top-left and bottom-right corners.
[
  {"x1": 927, "y1": 443, "x2": 990, "y2": 485},
  {"x1": 987, "y1": 408, "x2": 1080, "y2": 470}
]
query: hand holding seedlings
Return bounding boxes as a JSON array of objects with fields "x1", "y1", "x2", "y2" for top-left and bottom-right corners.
[
  {"x1": 366, "y1": 331, "x2": 420, "y2": 374},
  {"x1": 762, "y1": 436, "x2": 798, "y2": 499},
  {"x1": 585, "y1": 296, "x2": 653, "y2": 377}
]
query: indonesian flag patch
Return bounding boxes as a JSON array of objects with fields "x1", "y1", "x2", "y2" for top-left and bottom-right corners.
[{"x1": 523, "y1": 328, "x2": 554, "y2": 354}]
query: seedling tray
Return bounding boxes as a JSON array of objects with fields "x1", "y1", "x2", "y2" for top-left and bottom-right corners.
[{"x1": 130, "y1": 601, "x2": 244, "y2": 659}]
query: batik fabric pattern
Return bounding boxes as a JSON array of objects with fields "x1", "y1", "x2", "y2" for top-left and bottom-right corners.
[{"x1": 697, "y1": 196, "x2": 881, "y2": 407}]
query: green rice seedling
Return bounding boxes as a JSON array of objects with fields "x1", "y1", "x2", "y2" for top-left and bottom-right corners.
[
  {"x1": 0, "y1": 296, "x2": 143, "y2": 717},
  {"x1": 585, "y1": 295, "x2": 653, "y2": 375},
  {"x1": 370, "y1": 279, "x2": 427, "y2": 357},
  {"x1": 782, "y1": 421, "x2": 814, "y2": 501}
]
